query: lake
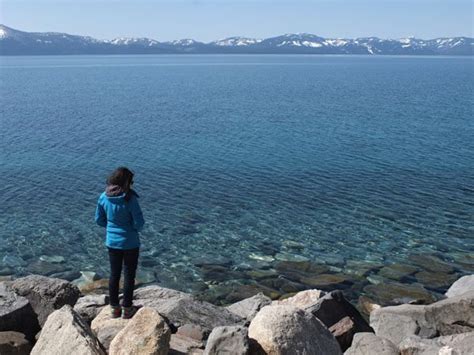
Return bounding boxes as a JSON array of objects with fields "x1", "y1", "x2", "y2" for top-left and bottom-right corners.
[{"x1": 1, "y1": 54, "x2": 473, "y2": 305}]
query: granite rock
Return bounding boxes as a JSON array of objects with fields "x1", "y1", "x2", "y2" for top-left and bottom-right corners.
[
  {"x1": 0, "y1": 282, "x2": 40, "y2": 341},
  {"x1": 344, "y1": 332, "x2": 398, "y2": 355},
  {"x1": 11, "y1": 275, "x2": 80, "y2": 327},
  {"x1": 90, "y1": 306, "x2": 129, "y2": 350},
  {"x1": 134, "y1": 285, "x2": 243, "y2": 335},
  {"x1": 248, "y1": 304, "x2": 342, "y2": 355},
  {"x1": 370, "y1": 291, "x2": 474, "y2": 346},
  {"x1": 204, "y1": 325, "x2": 249, "y2": 355},
  {"x1": 226, "y1": 292, "x2": 272, "y2": 322},
  {"x1": 74, "y1": 294, "x2": 109, "y2": 325},
  {"x1": 31, "y1": 305, "x2": 105, "y2": 355},
  {"x1": 0, "y1": 331, "x2": 32, "y2": 355},
  {"x1": 446, "y1": 275, "x2": 474, "y2": 298},
  {"x1": 109, "y1": 307, "x2": 171, "y2": 355}
]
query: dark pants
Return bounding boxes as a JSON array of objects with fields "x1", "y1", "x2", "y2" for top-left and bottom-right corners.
[{"x1": 108, "y1": 247, "x2": 139, "y2": 308}]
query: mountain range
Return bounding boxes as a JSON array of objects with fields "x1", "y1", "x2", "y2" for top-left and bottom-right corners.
[{"x1": 1, "y1": 25, "x2": 472, "y2": 56}]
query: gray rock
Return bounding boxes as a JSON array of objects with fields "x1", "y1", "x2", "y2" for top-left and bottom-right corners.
[
  {"x1": 0, "y1": 331, "x2": 32, "y2": 355},
  {"x1": 446, "y1": 274, "x2": 474, "y2": 298},
  {"x1": 248, "y1": 304, "x2": 342, "y2": 355},
  {"x1": 0, "y1": 282, "x2": 40, "y2": 342},
  {"x1": 399, "y1": 333, "x2": 474, "y2": 355},
  {"x1": 134, "y1": 285, "x2": 243, "y2": 335},
  {"x1": 31, "y1": 305, "x2": 106, "y2": 355},
  {"x1": 109, "y1": 307, "x2": 171, "y2": 355},
  {"x1": 273, "y1": 289, "x2": 326, "y2": 308},
  {"x1": 169, "y1": 334, "x2": 204, "y2": 355},
  {"x1": 204, "y1": 326, "x2": 249, "y2": 355},
  {"x1": 370, "y1": 291, "x2": 474, "y2": 346},
  {"x1": 90, "y1": 306, "x2": 129, "y2": 350},
  {"x1": 11, "y1": 275, "x2": 81, "y2": 326},
  {"x1": 344, "y1": 332, "x2": 398, "y2": 355},
  {"x1": 305, "y1": 290, "x2": 373, "y2": 351},
  {"x1": 226, "y1": 293, "x2": 272, "y2": 322},
  {"x1": 177, "y1": 324, "x2": 206, "y2": 341},
  {"x1": 74, "y1": 294, "x2": 109, "y2": 325}
]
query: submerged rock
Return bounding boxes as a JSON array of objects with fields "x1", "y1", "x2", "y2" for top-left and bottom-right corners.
[
  {"x1": 274, "y1": 253, "x2": 310, "y2": 262},
  {"x1": 363, "y1": 282, "x2": 437, "y2": 306},
  {"x1": 39, "y1": 255, "x2": 65, "y2": 264},
  {"x1": 299, "y1": 274, "x2": 352, "y2": 289},
  {"x1": 408, "y1": 254, "x2": 455, "y2": 274},
  {"x1": 415, "y1": 270, "x2": 459, "y2": 289},
  {"x1": 377, "y1": 263, "x2": 419, "y2": 280},
  {"x1": 248, "y1": 304, "x2": 342, "y2": 355},
  {"x1": 11, "y1": 275, "x2": 80, "y2": 327},
  {"x1": 248, "y1": 253, "x2": 274, "y2": 262},
  {"x1": 109, "y1": 307, "x2": 171, "y2": 355},
  {"x1": 31, "y1": 305, "x2": 106, "y2": 355},
  {"x1": 26, "y1": 260, "x2": 66, "y2": 276}
]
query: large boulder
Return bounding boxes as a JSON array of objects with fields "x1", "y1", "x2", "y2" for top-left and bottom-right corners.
[
  {"x1": 109, "y1": 307, "x2": 171, "y2": 355},
  {"x1": 248, "y1": 304, "x2": 342, "y2": 355},
  {"x1": 31, "y1": 305, "x2": 106, "y2": 355},
  {"x1": 90, "y1": 306, "x2": 128, "y2": 350},
  {"x1": 399, "y1": 333, "x2": 474, "y2": 355},
  {"x1": 305, "y1": 290, "x2": 373, "y2": 351},
  {"x1": 226, "y1": 293, "x2": 272, "y2": 322},
  {"x1": 446, "y1": 275, "x2": 474, "y2": 298},
  {"x1": 74, "y1": 294, "x2": 109, "y2": 325},
  {"x1": 0, "y1": 282, "x2": 40, "y2": 342},
  {"x1": 134, "y1": 285, "x2": 243, "y2": 335},
  {"x1": 0, "y1": 331, "x2": 32, "y2": 355},
  {"x1": 11, "y1": 275, "x2": 80, "y2": 326},
  {"x1": 344, "y1": 332, "x2": 398, "y2": 355},
  {"x1": 370, "y1": 291, "x2": 474, "y2": 346},
  {"x1": 204, "y1": 325, "x2": 249, "y2": 355}
]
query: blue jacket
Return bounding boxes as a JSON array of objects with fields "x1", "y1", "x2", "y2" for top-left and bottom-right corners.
[{"x1": 95, "y1": 190, "x2": 145, "y2": 250}]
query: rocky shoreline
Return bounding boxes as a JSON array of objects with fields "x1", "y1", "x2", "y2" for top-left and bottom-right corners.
[{"x1": 1, "y1": 274, "x2": 473, "y2": 354}]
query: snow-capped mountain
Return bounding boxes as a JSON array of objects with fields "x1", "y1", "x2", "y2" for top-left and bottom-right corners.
[
  {"x1": 211, "y1": 37, "x2": 263, "y2": 46},
  {"x1": 1, "y1": 25, "x2": 472, "y2": 55}
]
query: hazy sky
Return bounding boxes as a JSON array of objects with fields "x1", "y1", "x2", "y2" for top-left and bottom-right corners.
[{"x1": 1, "y1": 0, "x2": 473, "y2": 41}]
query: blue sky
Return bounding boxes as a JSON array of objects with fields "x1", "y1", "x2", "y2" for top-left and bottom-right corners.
[{"x1": 1, "y1": 0, "x2": 472, "y2": 41}]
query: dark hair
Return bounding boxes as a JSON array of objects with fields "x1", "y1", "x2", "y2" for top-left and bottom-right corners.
[{"x1": 106, "y1": 166, "x2": 134, "y2": 201}]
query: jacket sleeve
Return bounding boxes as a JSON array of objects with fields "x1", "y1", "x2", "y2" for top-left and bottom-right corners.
[
  {"x1": 95, "y1": 198, "x2": 107, "y2": 227},
  {"x1": 129, "y1": 196, "x2": 145, "y2": 232}
]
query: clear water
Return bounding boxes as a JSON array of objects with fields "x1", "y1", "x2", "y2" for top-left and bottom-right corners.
[{"x1": 1, "y1": 55, "x2": 473, "y2": 304}]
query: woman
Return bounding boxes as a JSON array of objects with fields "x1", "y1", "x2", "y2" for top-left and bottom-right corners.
[{"x1": 95, "y1": 167, "x2": 145, "y2": 319}]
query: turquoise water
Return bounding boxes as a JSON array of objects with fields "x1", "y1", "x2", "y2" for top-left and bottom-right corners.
[{"x1": 1, "y1": 55, "x2": 473, "y2": 304}]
